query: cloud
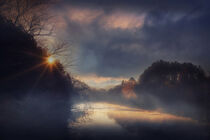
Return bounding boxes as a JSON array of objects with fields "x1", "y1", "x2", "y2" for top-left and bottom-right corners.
[
  {"x1": 100, "y1": 11, "x2": 145, "y2": 30},
  {"x1": 61, "y1": 0, "x2": 204, "y2": 12},
  {"x1": 53, "y1": 0, "x2": 210, "y2": 78},
  {"x1": 67, "y1": 7, "x2": 104, "y2": 24},
  {"x1": 54, "y1": 16, "x2": 68, "y2": 30},
  {"x1": 63, "y1": 6, "x2": 145, "y2": 30},
  {"x1": 76, "y1": 74, "x2": 128, "y2": 88}
]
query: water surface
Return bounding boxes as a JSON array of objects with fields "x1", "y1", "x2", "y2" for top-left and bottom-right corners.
[{"x1": 68, "y1": 102, "x2": 207, "y2": 140}]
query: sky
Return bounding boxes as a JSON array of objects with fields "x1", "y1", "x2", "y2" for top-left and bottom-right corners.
[{"x1": 51, "y1": 0, "x2": 210, "y2": 88}]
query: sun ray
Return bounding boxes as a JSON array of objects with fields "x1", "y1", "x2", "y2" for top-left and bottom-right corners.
[
  {"x1": 29, "y1": 65, "x2": 49, "y2": 93},
  {"x1": 0, "y1": 62, "x2": 46, "y2": 83}
]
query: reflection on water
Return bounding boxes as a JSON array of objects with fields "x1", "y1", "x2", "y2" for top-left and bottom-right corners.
[{"x1": 69, "y1": 102, "x2": 196, "y2": 130}]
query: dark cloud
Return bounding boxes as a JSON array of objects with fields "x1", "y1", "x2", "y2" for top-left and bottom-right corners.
[
  {"x1": 61, "y1": 0, "x2": 205, "y2": 11},
  {"x1": 55, "y1": 0, "x2": 210, "y2": 77}
]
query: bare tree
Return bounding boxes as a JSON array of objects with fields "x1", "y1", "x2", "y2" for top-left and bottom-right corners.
[
  {"x1": 0, "y1": 0, "x2": 76, "y2": 70},
  {"x1": 0, "y1": 1, "x2": 6, "y2": 7},
  {"x1": 48, "y1": 40, "x2": 77, "y2": 69},
  {"x1": 0, "y1": 0, "x2": 55, "y2": 36}
]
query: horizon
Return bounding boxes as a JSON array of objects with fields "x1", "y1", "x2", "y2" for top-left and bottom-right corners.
[
  {"x1": 47, "y1": 0, "x2": 210, "y2": 89},
  {"x1": 0, "y1": 1, "x2": 210, "y2": 140}
]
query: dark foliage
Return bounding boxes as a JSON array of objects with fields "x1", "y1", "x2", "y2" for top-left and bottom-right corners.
[
  {"x1": 0, "y1": 16, "x2": 72, "y2": 98},
  {"x1": 105, "y1": 60, "x2": 210, "y2": 123},
  {"x1": 0, "y1": 16, "x2": 73, "y2": 139},
  {"x1": 139, "y1": 60, "x2": 207, "y2": 86},
  {"x1": 135, "y1": 60, "x2": 210, "y2": 122}
]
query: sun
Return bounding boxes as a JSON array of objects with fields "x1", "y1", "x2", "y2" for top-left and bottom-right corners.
[{"x1": 47, "y1": 56, "x2": 55, "y2": 64}]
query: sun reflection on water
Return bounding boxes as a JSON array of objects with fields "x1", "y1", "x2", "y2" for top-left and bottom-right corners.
[{"x1": 69, "y1": 102, "x2": 196, "y2": 129}]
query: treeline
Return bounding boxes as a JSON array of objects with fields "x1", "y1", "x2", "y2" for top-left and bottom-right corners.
[
  {"x1": 107, "y1": 60, "x2": 210, "y2": 122},
  {"x1": 136, "y1": 60, "x2": 210, "y2": 106}
]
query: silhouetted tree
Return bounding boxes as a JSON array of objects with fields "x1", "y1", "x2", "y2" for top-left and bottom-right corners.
[
  {"x1": 139, "y1": 60, "x2": 206, "y2": 86},
  {"x1": 0, "y1": 0, "x2": 55, "y2": 36},
  {"x1": 0, "y1": 15, "x2": 73, "y2": 139},
  {"x1": 134, "y1": 60, "x2": 210, "y2": 122}
]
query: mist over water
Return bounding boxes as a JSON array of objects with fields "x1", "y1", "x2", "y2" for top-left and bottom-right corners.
[
  {"x1": 1, "y1": 0, "x2": 210, "y2": 140},
  {"x1": 69, "y1": 102, "x2": 210, "y2": 140}
]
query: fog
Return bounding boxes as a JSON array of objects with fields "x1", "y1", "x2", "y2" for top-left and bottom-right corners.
[{"x1": 69, "y1": 102, "x2": 209, "y2": 140}]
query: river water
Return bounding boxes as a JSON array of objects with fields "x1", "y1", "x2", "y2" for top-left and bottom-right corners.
[{"x1": 68, "y1": 102, "x2": 208, "y2": 140}]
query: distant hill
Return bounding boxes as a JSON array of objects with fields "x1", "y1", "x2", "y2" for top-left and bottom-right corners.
[
  {"x1": 136, "y1": 60, "x2": 210, "y2": 103},
  {"x1": 107, "y1": 60, "x2": 210, "y2": 122},
  {"x1": 139, "y1": 60, "x2": 207, "y2": 86}
]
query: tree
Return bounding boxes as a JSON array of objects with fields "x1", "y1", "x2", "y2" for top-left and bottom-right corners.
[
  {"x1": 44, "y1": 40, "x2": 77, "y2": 71},
  {"x1": 0, "y1": 0, "x2": 76, "y2": 71},
  {"x1": 0, "y1": 0, "x2": 55, "y2": 36}
]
